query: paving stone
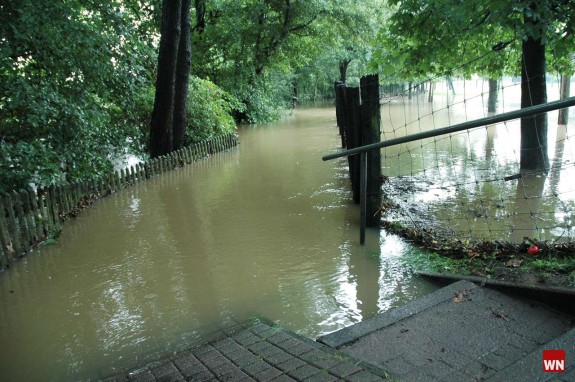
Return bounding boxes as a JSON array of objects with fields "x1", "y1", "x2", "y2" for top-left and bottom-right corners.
[
  {"x1": 275, "y1": 357, "x2": 307, "y2": 373},
  {"x1": 398, "y1": 359, "x2": 455, "y2": 382},
  {"x1": 287, "y1": 364, "x2": 322, "y2": 380},
  {"x1": 247, "y1": 340, "x2": 274, "y2": 354},
  {"x1": 327, "y1": 361, "x2": 363, "y2": 378},
  {"x1": 221, "y1": 346, "x2": 254, "y2": 362},
  {"x1": 251, "y1": 366, "x2": 283, "y2": 382},
  {"x1": 194, "y1": 345, "x2": 217, "y2": 356},
  {"x1": 242, "y1": 359, "x2": 273, "y2": 378},
  {"x1": 267, "y1": 333, "x2": 292, "y2": 346},
  {"x1": 234, "y1": 353, "x2": 262, "y2": 368},
  {"x1": 197, "y1": 350, "x2": 231, "y2": 370},
  {"x1": 345, "y1": 370, "x2": 384, "y2": 382},
  {"x1": 378, "y1": 356, "x2": 416, "y2": 376},
  {"x1": 187, "y1": 370, "x2": 216, "y2": 382},
  {"x1": 237, "y1": 334, "x2": 262, "y2": 347},
  {"x1": 275, "y1": 338, "x2": 301, "y2": 352},
  {"x1": 151, "y1": 362, "x2": 184, "y2": 382},
  {"x1": 211, "y1": 361, "x2": 241, "y2": 377},
  {"x1": 173, "y1": 352, "x2": 202, "y2": 368},
  {"x1": 128, "y1": 371, "x2": 156, "y2": 382},
  {"x1": 249, "y1": 323, "x2": 276, "y2": 337},
  {"x1": 285, "y1": 343, "x2": 314, "y2": 357},
  {"x1": 477, "y1": 348, "x2": 516, "y2": 371},
  {"x1": 299, "y1": 349, "x2": 341, "y2": 369},
  {"x1": 213, "y1": 338, "x2": 237, "y2": 351},
  {"x1": 217, "y1": 369, "x2": 251, "y2": 382},
  {"x1": 306, "y1": 371, "x2": 338, "y2": 382},
  {"x1": 269, "y1": 375, "x2": 297, "y2": 382},
  {"x1": 182, "y1": 366, "x2": 213, "y2": 380},
  {"x1": 264, "y1": 350, "x2": 293, "y2": 365}
]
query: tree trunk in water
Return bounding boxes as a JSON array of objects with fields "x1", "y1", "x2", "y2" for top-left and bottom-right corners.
[
  {"x1": 520, "y1": 35, "x2": 548, "y2": 171},
  {"x1": 428, "y1": 81, "x2": 434, "y2": 102},
  {"x1": 172, "y1": 0, "x2": 192, "y2": 151},
  {"x1": 487, "y1": 78, "x2": 499, "y2": 113},
  {"x1": 558, "y1": 75, "x2": 571, "y2": 125},
  {"x1": 150, "y1": 0, "x2": 182, "y2": 158}
]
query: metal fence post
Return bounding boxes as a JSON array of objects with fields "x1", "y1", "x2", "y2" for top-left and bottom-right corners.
[{"x1": 360, "y1": 151, "x2": 367, "y2": 245}]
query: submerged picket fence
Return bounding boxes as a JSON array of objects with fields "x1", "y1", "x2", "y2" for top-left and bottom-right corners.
[{"x1": 0, "y1": 133, "x2": 239, "y2": 269}]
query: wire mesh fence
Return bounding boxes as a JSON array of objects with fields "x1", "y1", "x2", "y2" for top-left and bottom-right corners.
[{"x1": 378, "y1": 76, "x2": 574, "y2": 250}]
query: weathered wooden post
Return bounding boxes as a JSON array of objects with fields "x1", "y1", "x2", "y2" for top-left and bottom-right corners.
[
  {"x1": 334, "y1": 81, "x2": 347, "y2": 147},
  {"x1": 360, "y1": 74, "x2": 382, "y2": 228},
  {"x1": 344, "y1": 87, "x2": 361, "y2": 203}
]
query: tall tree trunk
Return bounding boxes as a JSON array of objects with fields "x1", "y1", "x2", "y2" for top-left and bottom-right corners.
[
  {"x1": 558, "y1": 75, "x2": 571, "y2": 125},
  {"x1": 193, "y1": 0, "x2": 205, "y2": 33},
  {"x1": 172, "y1": 0, "x2": 192, "y2": 151},
  {"x1": 339, "y1": 59, "x2": 351, "y2": 84},
  {"x1": 150, "y1": 0, "x2": 182, "y2": 158},
  {"x1": 520, "y1": 34, "x2": 548, "y2": 171},
  {"x1": 487, "y1": 78, "x2": 499, "y2": 113}
]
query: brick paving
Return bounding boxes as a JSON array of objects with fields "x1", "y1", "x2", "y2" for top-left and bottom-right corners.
[
  {"x1": 319, "y1": 280, "x2": 574, "y2": 382},
  {"x1": 100, "y1": 280, "x2": 575, "y2": 382},
  {"x1": 100, "y1": 320, "x2": 391, "y2": 382}
]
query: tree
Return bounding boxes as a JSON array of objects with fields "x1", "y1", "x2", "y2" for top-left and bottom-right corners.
[
  {"x1": 0, "y1": 0, "x2": 156, "y2": 192},
  {"x1": 370, "y1": 0, "x2": 575, "y2": 171},
  {"x1": 520, "y1": 2, "x2": 548, "y2": 170},
  {"x1": 149, "y1": 0, "x2": 192, "y2": 158},
  {"x1": 188, "y1": 0, "x2": 387, "y2": 122}
]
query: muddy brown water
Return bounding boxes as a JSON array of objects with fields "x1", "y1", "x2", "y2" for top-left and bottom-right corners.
[
  {"x1": 0, "y1": 105, "x2": 438, "y2": 381},
  {"x1": 380, "y1": 78, "x2": 575, "y2": 242},
  {"x1": 1, "y1": 79, "x2": 572, "y2": 381}
]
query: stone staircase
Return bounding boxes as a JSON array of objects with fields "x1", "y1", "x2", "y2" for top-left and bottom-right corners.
[{"x1": 318, "y1": 280, "x2": 574, "y2": 382}]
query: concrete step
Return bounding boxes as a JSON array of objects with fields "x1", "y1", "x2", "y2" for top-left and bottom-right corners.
[
  {"x1": 317, "y1": 280, "x2": 573, "y2": 382},
  {"x1": 484, "y1": 327, "x2": 575, "y2": 382}
]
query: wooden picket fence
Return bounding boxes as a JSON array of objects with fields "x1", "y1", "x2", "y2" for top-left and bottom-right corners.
[{"x1": 0, "y1": 133, "x2": 239, "y2": 269}]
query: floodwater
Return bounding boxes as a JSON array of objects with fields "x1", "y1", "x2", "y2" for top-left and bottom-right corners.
[
  {"x1": 0, "y1": 105, "x2": 438, "y2": 381},
  {"x1": 380, "y1": 77, "x2": 575, "y2": 242}
]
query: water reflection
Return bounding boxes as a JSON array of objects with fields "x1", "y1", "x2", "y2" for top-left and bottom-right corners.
[
  {"x1": 0, "y1": 105, "x2": 438, "y2": 382},
  {"x1": 381, "y1": 79, "x2": 575, "y2": 242}
]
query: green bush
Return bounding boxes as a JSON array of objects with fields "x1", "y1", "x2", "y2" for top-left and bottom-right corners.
[{"x1": 185, "y1": 76, "x2": 241, "y2": 144}]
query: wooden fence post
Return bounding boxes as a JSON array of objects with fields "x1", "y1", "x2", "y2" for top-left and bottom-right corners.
[
  {"x1": 0, "y1": 196, "x2": 13, "y2": 262},
  {"x1": 37, "y1": 188, "x2": 51, "y2": 236},
  {"x1": 334, "y1": 81, "x2": 347, "y2": 147},
  {"x1": 48, "y1": 186, "x2": 61, "y2": 231},
  {"x1": 360, "y1": 74, "x2": 383, "y2": 227},
  {"x1": 13, "y1": 191, "x2": 31, "y2": 254},
  {"x1": 4, "y1": 193, "x2": 21, "y2": 256},
  {"x1": 344, "y1": 87, "x2": 361, "y2": 203},
  {"x1": 22, "y1": 189, "x2": 38, "y2": 243}
]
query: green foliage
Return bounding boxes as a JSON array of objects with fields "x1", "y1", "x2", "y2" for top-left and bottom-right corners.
[
  {"x1": 525, "y1": 257, "x2": 575, "y2": 274},
  {"x1": 185, "y1": 76, "x2": 240, "y2": 142},
  {"x1": 370, "y1": 0, "x2": 575, "y2": 81},
  {"x1": 0, "y1": 0, "x2": 157, "y2": 192},
  {"x1": 0, "y1": 0, "x2": 391, "y2": 191},
  {"x1": 190, "y1": 0, "x2": 386, "y2": 121}
]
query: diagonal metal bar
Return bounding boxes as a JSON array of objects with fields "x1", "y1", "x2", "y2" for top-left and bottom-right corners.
[{"x1": 323, "y1": 96, "x2": 575, "y2": 161}]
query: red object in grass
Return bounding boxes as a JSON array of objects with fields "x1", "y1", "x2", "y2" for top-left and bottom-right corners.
[{"x1": 527, "y1": 245, "x2": 539, "y2": 255}]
